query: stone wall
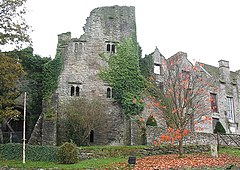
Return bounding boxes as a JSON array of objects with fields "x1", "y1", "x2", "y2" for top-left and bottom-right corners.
[
  {"x1": 78, "y1": 145, "x2": 210, "y2": 160},
  {"x1": 146, "y1": 127, "x2": 240, "y2": 146},
  {"x1": 42, "y1": 93, "x2": 59, "y2": 146}
]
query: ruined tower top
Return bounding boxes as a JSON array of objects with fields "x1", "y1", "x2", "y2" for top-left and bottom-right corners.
[{"x1": 80, "y1": 5, "x2": 136, "y2": 42}]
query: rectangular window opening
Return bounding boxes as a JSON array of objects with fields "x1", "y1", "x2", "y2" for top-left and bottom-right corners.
[
  {"x1": 227, "y1": 97, "x2": 234, "y2": 122},
  {"x1": 210, "y1": 93, "x2": 218, "y2": 113}
]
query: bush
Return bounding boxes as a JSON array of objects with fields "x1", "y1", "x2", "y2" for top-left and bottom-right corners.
[
  {"x1": 57, "y1": 142, "x2": 78, "y2": 164},
  {"x1": 214, "y1": 121, "x2": 226, "y2": 134},
  {"x1": 146, "y1": 115, "x2": 157, "y2": 127},
  {"x1": 0, "y1": 143, "x2": 57, "y2": 162}
]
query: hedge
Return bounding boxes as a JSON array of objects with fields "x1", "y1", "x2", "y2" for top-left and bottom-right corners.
[{"x1": 0, "y1": 143, "x2": 58, "y2": 162}]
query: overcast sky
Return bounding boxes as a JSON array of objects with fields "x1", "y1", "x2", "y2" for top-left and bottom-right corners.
[{"x1": 26, "y1": 0, "x2": 240, "y2": 71}]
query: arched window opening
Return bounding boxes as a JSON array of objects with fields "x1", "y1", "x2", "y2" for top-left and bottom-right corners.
[
  {"x1": 107, "y1": 87, "x2": 111, "y2": 98},
  {"x1": 111, "y1": 44, "x2": 115, "y2": 53},
  {"x1": 74, "y1": 43, "x2": 78, "y2": 53},
  {"x1": 90, "y1": 130, "x2": 94, "y2": 143},
  {"x1": 76, "y1": 86, "x2": 80, "y2": 96},
  {"x1": 107, "y1": 44, "x2": 111, "y2": 52},
  {"x1": 70, "y1": 86, "x2": 75, "y2": 96}
]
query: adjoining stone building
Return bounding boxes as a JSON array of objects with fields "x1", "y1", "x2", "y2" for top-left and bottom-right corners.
[
  {"x1": 29, "y1": 5, "x2": 240, "y2": 146},
  {"x1": 200, "y1": 60, "x2": 240, "y2": 134},
  {"x1": 147, "y1": 48, "x2": 240, "y2": 135}
]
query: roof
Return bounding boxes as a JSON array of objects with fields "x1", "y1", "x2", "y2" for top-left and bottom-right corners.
[{"x1": 199, "y1": 62, "x2": 237, "y2": 84}]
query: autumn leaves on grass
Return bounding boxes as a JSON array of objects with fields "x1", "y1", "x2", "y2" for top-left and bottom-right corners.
[{"x1": 108, "y1": 154, "x2": 240, "y2": 169}]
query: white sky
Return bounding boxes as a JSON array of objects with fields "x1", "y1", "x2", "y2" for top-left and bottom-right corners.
[{"x1": 26, "y1": 0, "x2": 240, "y2": 71}]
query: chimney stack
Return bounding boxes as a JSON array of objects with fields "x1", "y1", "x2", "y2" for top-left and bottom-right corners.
[{"x1": 218, "y1": 60, "x2": 230, "y2": 83}]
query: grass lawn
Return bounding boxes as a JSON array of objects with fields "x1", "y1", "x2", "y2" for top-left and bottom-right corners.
[
  {"x1": 219, "y1": 146, "x2": 240, "y2": 157},
  {"x1": 0, "y1": 157, "x2": 128, "y2": 169}
]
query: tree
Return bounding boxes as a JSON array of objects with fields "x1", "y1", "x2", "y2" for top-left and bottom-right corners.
[
  {"x1": 63, "y1": 98, "x2": 106, "y2": 146},
  {"x1": 0, "y1": 0, "x2": 31, "y2": 49},
  {"x1": 213, "y1": 121, "x2": 226, "y2": 134},
  {"x1": 1, "y1": 48, "x2": 50, "y2": 140},
  {"x1": 0, "y1": 54, "x2": 25, "y2": 143},
  {"x1": 0, "y1": 55, "x2": 24, "y2": 120},
  {"x1": 149, "y1": 53, "x2": 213, "y2": 157}
]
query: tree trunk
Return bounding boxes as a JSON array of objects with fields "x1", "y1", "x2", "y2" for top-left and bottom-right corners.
[{"x1": 179, "y1": 138, "x2": 184, "y2": 157}]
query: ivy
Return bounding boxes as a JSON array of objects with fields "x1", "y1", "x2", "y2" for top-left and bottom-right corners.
[
  {"x1": 140, "y1": 53, "x2": 154, "y2": 79},
  {"x1": 100, "y1": 38, "x2": 146, "y2": 116},
  {"x1": 42, "y1": 49, "x2": 63, "y2": 100}
]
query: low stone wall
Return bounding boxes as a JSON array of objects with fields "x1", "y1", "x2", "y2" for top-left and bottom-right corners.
[
  {"x1": 183, "y1": 132, "x2": 217, "y2": 145},
  {"x1": 146, "y1": 127, "x2": 240, "y2": 146},
  {"x1": 77, "y1": 145, "x2": 211, "y2": 160}
]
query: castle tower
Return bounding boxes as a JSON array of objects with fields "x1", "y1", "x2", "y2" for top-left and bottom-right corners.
[{"x1": 41, "y1": 6, "x2": 137, "y2": 145}]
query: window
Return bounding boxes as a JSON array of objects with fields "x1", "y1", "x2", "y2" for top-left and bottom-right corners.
[
  {"x1": 69, "y1": 83, "x2": 82, "y2": 96},
  {"x1": 70, "y1": 86, "x2": 75, "y2": 96},
  {"x1": 111, "y1": 44, "x2": 115, "y2": 53},
  {"x1": 182, "y1": 70, "x2": 190, "y2": 79},
  {"x1": 154, "y1": 63, "x2": 161, "y2": 75},
  {"x1": 74, "y1": 43, "x2": 78, "y2": 53},
  {"x1": 90, "y1": 130, "x2": 94, "y2": 143},
  {"x1": 210, "y1": 93, "x2": 218, "y2": 113},
  {"x1": 76, "y1": 86, "x2": 80, "y2": 96},
  {"x1": 106, "y1": 43, "x2": 116, "y2": 53},
  {"x1": 227, "y1": 97, "x2": 234, "y2": 122},
  {"x1": 156, "y1": 81, "x2": 164, "y2": 91},
  {"x1": 107, "y1": 87, "x2": 111, "y2": 98},
  {"x1": 107, "y1": 44, "x2": 111, "y2": 52}
]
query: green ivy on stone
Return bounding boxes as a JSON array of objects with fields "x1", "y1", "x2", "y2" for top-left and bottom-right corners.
[
  {"x1": 42, "y1": 49, "x2": 63, "y2": 100},
  {"x1": 100, "y1": 38, "x2": 146, "y2": 116}
]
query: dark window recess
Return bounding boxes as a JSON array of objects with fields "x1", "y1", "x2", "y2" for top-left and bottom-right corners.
[
  {"x1": 71, "y1": 86, "x2": 75, "y2": 96},
  {"x1": 210, "y1": 93, "x2": 218, "y2": 113},
  {"x1": 111, "y1": 44, "x2": 115, "y2": 53},
  {"x1": 90, "y1": 130, "x2": 94, "y2": 143},
  {"x1": 107, "y1": 88, "x2": 111, "y2": 98},
  {"x1": 74, "y1": 43, "x2": 78, "y2": 53},
  {"x1": 107, "y1": 44, "x2": 111, "y2": 52},
  {"x1": 159, "y1": 82, "x2": 164, "y2": 91},
  {"x1": 76, "y1": 86, "x2": 80, "y2": 96}
]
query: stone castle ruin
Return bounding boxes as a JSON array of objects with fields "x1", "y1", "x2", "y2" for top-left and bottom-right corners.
[
  {"x1": 29, "y1": 5, "x2": 240, "y2": 146},
  {"x1": 29, "y1": 6, "x2": 141, "y2": 146}
]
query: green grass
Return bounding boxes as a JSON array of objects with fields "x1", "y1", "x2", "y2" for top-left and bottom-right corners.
[
  {"x1": 219, "y1": 146, "x2": 240, "y2": 157},
  {"x1": 0, "y1": 157, "x2": 127, "y2": 169}
]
